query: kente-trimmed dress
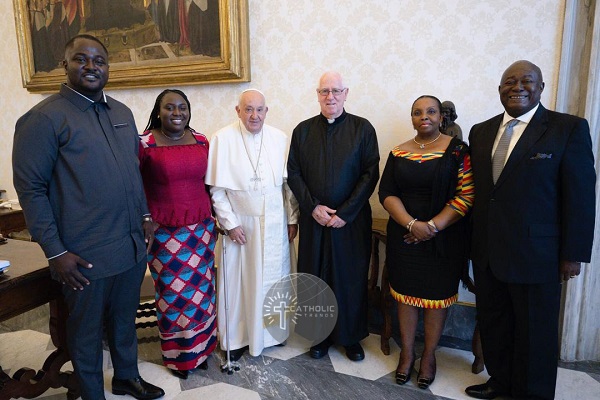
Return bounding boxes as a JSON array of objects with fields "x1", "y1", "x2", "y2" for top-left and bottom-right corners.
[
  {"x1": 139, "y1": 129, "x2": 217, "y2": 371},
  {"x1": 378, "y1": 137, "x2": 474, "y2": 308}
]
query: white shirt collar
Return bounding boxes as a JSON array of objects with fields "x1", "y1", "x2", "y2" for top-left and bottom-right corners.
[{"x1": 502, "y1": 103, "x2": 539, "y2": 126}]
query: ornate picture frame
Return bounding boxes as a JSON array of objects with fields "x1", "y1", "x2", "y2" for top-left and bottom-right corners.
[{"x1": 13, "y1": 0, "x2": 250, "y2": 94}]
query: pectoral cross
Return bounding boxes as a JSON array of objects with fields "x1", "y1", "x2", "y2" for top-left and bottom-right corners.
[{"x1": 251, "y1": 173, "x2": 262, "y2": 190}]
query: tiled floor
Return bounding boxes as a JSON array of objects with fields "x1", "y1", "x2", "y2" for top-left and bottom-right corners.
[{"x1": 1, "y1": 321, "x2": 599, "y2": 400}]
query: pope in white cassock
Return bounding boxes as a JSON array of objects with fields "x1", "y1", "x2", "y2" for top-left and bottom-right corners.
[{"x1": 205, "y1": 89, "x2": 299, "y2": 361}]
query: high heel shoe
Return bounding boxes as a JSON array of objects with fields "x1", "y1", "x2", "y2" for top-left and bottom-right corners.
[
  {"x1": 417, "y1": 356, "x2": 436, "y2": 389},
  {"x1": 395, "y1": 359, "x2": 415, "y2": 385},
  {"x1": 417, "y1": 374, "x2": 435, "y2": 389}
]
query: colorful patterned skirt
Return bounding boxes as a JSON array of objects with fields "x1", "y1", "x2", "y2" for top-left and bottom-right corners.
[{"x1": 148, "y1": 217, "x2": 217, "y2": 371}]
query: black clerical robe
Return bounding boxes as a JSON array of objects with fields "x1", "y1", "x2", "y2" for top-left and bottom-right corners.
[{"x1": 287, "y1": 110, "x2": 380, "y2": 345}]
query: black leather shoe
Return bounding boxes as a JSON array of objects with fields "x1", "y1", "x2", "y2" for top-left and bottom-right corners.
[
  {"x1": 344, "y1": 342, "x2": 365, "y2": 361},
  {"x1": 309, "y1": 339, "x2": 331, "y2": 359},
  {"x1": 465, "y1": 383, "x2": 506, "y2": 399},
  {"x1": 228, "y1": 345, "x2": 249, "y2": 362},
  {"x1": 112, "y1": 376, "x2": 165, "y2": 400}
]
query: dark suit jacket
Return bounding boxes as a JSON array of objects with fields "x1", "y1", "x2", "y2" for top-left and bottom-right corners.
[{"x1": 469, "y1": 104, "x2": 595, "y2": 284}]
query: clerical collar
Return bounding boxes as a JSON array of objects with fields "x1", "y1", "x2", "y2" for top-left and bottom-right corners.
[
  {"x1": 320, "y1": 110, "x2": 347, "y2": 125},
  {"x1": 238, "y1": 122, "x2": 262, "y2": 137}
]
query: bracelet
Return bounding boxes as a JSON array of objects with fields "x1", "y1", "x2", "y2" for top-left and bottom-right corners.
[
  {"x1": 406, "y1": 218, "x2": 417, "y2": 232},
  {"x1": 427, "y1": 219, "x2": 439, "y2": 232},
  {"x1": 142, "y1": 215, "x2": 153, "y2": 223}
]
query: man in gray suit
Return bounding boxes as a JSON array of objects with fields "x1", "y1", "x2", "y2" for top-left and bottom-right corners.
[
  {"x1": 13, "y1": 34, "x2": 164, "y2": 400},
  {"x1": 466, "y1": 60, "x2": 595, "y2": 399}
]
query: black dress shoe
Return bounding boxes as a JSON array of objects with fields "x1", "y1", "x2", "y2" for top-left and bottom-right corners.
[
  {"x1": 309, "y1": 339, "x2": 331, "y2": 359},
  {"x1": 228, "y1": 345, "x2": 249, "y2": 362},
  {"x1": 465, "y1": 383, "x2": 506, "y2": 399},
  {"x1": 112, "y1": 376, "x2": 165, "y2": 400},
  {"x1": 344, "y1": 342, "x2": 365, "y2": 361},
  {"x1": 170, "y1": 369, "x2": 189, "y2": 379}
]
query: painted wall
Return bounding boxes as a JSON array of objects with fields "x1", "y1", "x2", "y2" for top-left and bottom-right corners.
[{"x1": 0, "y1": 0, "x2": 565, "y2": 220}]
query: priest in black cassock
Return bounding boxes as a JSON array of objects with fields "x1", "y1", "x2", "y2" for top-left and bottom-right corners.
[{"x1": 287, "y1": 71, "x2": 380, "y2": 362}]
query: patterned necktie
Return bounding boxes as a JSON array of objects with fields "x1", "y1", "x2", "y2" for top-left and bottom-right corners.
[{"x1": 492, "y1": 119, "x2": 518, "y2": 183}]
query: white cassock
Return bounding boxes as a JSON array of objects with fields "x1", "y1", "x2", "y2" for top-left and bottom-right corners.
[{"x1": 205, "y1": 121, "x2": 299, "y2": 356}]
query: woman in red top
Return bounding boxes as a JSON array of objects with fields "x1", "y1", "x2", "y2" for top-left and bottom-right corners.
[{"x1": 139, "y1": 89, "x2": 217, "y2": 379}]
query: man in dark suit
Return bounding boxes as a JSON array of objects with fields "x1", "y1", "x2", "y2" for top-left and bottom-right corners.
[
  {"x1": 13, "y1": 35, "x2": 164, "y2": 400},
  {"x1": 465, "y1": 60, "x2": 595, "y2": 399}
]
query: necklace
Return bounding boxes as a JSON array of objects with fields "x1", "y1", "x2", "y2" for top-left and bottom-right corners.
[
  {"x1": 160, "y1": 128, "x2": 186, "y2": 141},
  {"x1": 413, "y1": 132, "x2": 442, "y2": 149},
  {"x1": 238, "y1": 121, "x2": 264, "y2": 190}
]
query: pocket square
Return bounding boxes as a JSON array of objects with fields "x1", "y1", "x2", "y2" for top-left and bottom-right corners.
[
  {"x1": 113, "y1": 123, "x2": 129, "y2": 128},
  {"x1": 530, "y1": 152, "x2": 552, "y2": 160}
]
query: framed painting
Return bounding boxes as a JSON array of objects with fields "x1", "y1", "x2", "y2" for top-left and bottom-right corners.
[{"x1": 13, "y1": 0, "x2": 250, "y2": 93}]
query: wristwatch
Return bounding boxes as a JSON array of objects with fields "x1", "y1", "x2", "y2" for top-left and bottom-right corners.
[{"x1": 142, "y1": 215, "x2": 153, "y2": 224}]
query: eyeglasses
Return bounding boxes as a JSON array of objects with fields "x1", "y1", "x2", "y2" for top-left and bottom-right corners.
[
  {"x1": 317, "y1": 88, "x2": 347, "y2": 97},
  {"x1": 243, "y1": 107, "x2": 266, "y2": 115}
]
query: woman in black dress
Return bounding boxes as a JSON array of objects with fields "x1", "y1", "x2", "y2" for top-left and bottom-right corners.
[{"x1": 379, "y1": 95, "x2": 474, "y2": 389}]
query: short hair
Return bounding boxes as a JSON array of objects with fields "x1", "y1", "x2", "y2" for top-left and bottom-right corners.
[
  {"x1": 64, "y1": 34, "x2": 109, "y2": 57},
  {"x1": 502, "y1": 60, "x2": 544, "y2": 83},
  {"x1": 411, "y1": 95, "x2": 443, "y2": 113},
  {"x1": 145, "y1": 89, "x2": 192, "y2": 131}
]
